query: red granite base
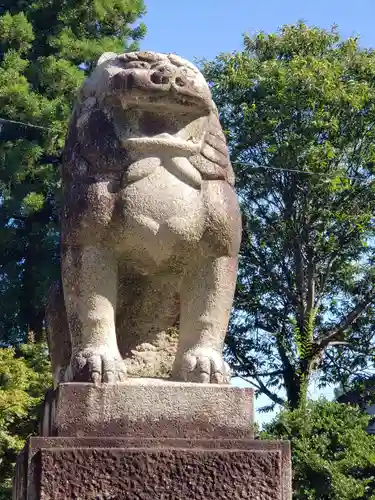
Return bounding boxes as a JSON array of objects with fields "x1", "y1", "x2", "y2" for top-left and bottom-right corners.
[{"x1": 13, "y1": 437, "x2": 291, "y2": 500}]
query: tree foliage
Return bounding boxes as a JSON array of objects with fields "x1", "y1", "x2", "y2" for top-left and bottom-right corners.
[
  {"x1": 262, "y1": 400, "x2": 375, "y2": 499},
  {"x1": 335, "y1": 373, "x2": 375, "y2": 409},
  {"x1": 0, "y1": 1, "x2": 147, "y2": 495},
  {"x1": 0, "y1": 0, "x2": 146, "y2": 345},
  {"x1": 204, "y1": 23, "x2": 375, "y2": 410},
  {"x1": 0, "y1": 343, "x2": 51, "y2": 498}
]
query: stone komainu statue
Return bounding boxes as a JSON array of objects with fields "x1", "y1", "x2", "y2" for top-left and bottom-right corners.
[{"x1": 46, "y1": 51, "x2": 242, "y2": 387}]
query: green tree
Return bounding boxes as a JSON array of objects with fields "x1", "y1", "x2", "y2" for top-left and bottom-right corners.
[
  {"x1": 0, "y1": 0, "x2": 146, "y2": 344},
  {"x1": 0, "y1": 343, "x2": 51, "y2": 498},
  {"x1": 204, "y1": 23, "x2": 375, "y2": 410},
  {"x1": 262, "y1": 400, "x2": 375, "y2": 499},
  {"x1": 335, "y1": 373, "x2": 375, "y2": 409}
]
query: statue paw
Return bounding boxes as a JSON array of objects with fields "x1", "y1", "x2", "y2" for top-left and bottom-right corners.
[
  {"x1": 64, "y1": 346, "x2": 127, "y2": 384},
  {"x1": 179, "y1": 348, "x2": 231, "y2": 384}
]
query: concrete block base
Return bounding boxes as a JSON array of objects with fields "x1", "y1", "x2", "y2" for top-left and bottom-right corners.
[{"x1": 41, "y1": 380, "x2": 255, "y2": 439}]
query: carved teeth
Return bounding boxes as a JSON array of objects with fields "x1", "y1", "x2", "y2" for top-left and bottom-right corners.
[{"x1": 122, "y1": 136, "x2": 202, "y2": 154}]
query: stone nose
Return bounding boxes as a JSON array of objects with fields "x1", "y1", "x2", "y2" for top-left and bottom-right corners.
[
  {"x1": 150, "y1": 69, "x2": 171, "y2": 85},
  {"x1": 150, "y1": 67, "x2": 187, "y2": 87}
]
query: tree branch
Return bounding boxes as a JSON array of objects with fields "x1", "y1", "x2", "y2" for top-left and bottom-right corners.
[
  {"x1": 252, "y1": 373, "x2": 285, "y2": 406},
  {"x1": 235, "y1": 374, "x2": 261, "y2": 391},
  {"x1": 315, "y1": 254, "x2": 338, "y2": 312},
  {"x1": 315, "y1": 290, "x2": 375, "y2": 351},
  {"x1": 306, "y1": 247, "x2": 315, "y2": 315},
  {"x1": 254, "y1": 321, "x2": 277, "y2": 335},
  {"x1": 232, "y1": 351, "x2": 286, "y2": 406}
]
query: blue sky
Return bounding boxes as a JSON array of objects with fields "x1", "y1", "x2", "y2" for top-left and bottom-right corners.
[
  {"x1": 141, "y1": 1, "x2": 374, "y2": 424},
  {"x1": 142, "y1": 0, "x2": 375, "y2": 63}
]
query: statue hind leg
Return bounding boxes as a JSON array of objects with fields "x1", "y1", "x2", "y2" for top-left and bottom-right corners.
[{"x1": 45, "y1": 280, "x2": 71, "y2": 388}]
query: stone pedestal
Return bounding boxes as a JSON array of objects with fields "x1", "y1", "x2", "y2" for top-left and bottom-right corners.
[{"x1": 13, "y1": 380, "x2": 292, "y2": 499}]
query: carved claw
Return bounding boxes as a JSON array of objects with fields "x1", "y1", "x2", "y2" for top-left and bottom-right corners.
[
  {"x1": 180, "y1": 348, "x2": 231, "y2": 384},
  {"x1": 64, "y1": 347, "x2": 127, "y2": 384}
]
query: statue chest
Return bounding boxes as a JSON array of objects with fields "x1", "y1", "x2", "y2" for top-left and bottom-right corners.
[
  {"x1": 110, "y1": 164, "x2": 207, "y2": 261},
  {"x1": 117, "y1": 163, "x2": 204, "y2": 225}
]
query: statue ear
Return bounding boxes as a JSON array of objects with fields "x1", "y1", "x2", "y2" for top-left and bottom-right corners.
[{"x1": 97, "y1": 52, "x2": 118, "y2": 66}]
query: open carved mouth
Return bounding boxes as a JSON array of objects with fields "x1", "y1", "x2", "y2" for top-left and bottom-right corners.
[
  {"x1": 115, "y1": 105, "x2": 207, "y2": 153},
  {"x1": 119, "y1": 93, "x2": 211, "y2": 115},
  {"x1": 122, "y1": 133, "x2": 203, "y2": 154}
]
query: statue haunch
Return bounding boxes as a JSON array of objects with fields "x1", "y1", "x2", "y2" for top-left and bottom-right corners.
[{"x1": 46, "y1": 51, "x2": 242, "y2": 387}]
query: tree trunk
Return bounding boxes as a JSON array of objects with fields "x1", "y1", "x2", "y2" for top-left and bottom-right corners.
[
  {"x1": 29, "y1": 309, "x2": 45, "y2": 342},
  {"x1": 284, "y1": 365, "x2": 310, "y2": 410},
  {"x1": 20, "y1": 207, "x2": 51, "y2": 343}
]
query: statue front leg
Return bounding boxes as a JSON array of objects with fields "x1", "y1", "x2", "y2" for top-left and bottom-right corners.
[
  {"x1": 62, "y1": 244, "x2": 126, "y2": 384},
  {"x1": 172, "y1": 255, "x2": 237, "y2": 384}
]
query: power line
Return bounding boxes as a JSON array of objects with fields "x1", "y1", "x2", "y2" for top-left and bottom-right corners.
[
  {"x1": 0, "y1": 117, "x2": 57, "y2": 132},
  {"x1": 0, "y1": 116, "x2": 373, "y2": 182},
  {"x1": 233, "y1": 161, "x2": 374, "y2": 182}
]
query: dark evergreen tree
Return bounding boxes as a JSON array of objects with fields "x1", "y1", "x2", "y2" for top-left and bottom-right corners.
[{"x1": 0, "y1": 0, "x2": 146, "y2": 344}]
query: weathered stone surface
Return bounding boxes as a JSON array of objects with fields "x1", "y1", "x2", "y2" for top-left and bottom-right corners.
[
  {"x1": 12, "y1": 449, "x2": 26, "y2": 500},
  {"x1": 40, "y1": 448, "x2": 281, "y2": 499},
  {"x1": 126, "y1": 329, "x2": 179, "y2": 378},
  {"x1": 45, "y1": 50, "x2": 242, "y2": 387},
  {"x1": 11, "y1": 50, "x2": 292, "y2": 500},
  {"x1": 15, "y1": 437, "x2": 291, "y2": 500},
  {"x1": 48, "y1": 381, "x2": 254, "y2": 439}
]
